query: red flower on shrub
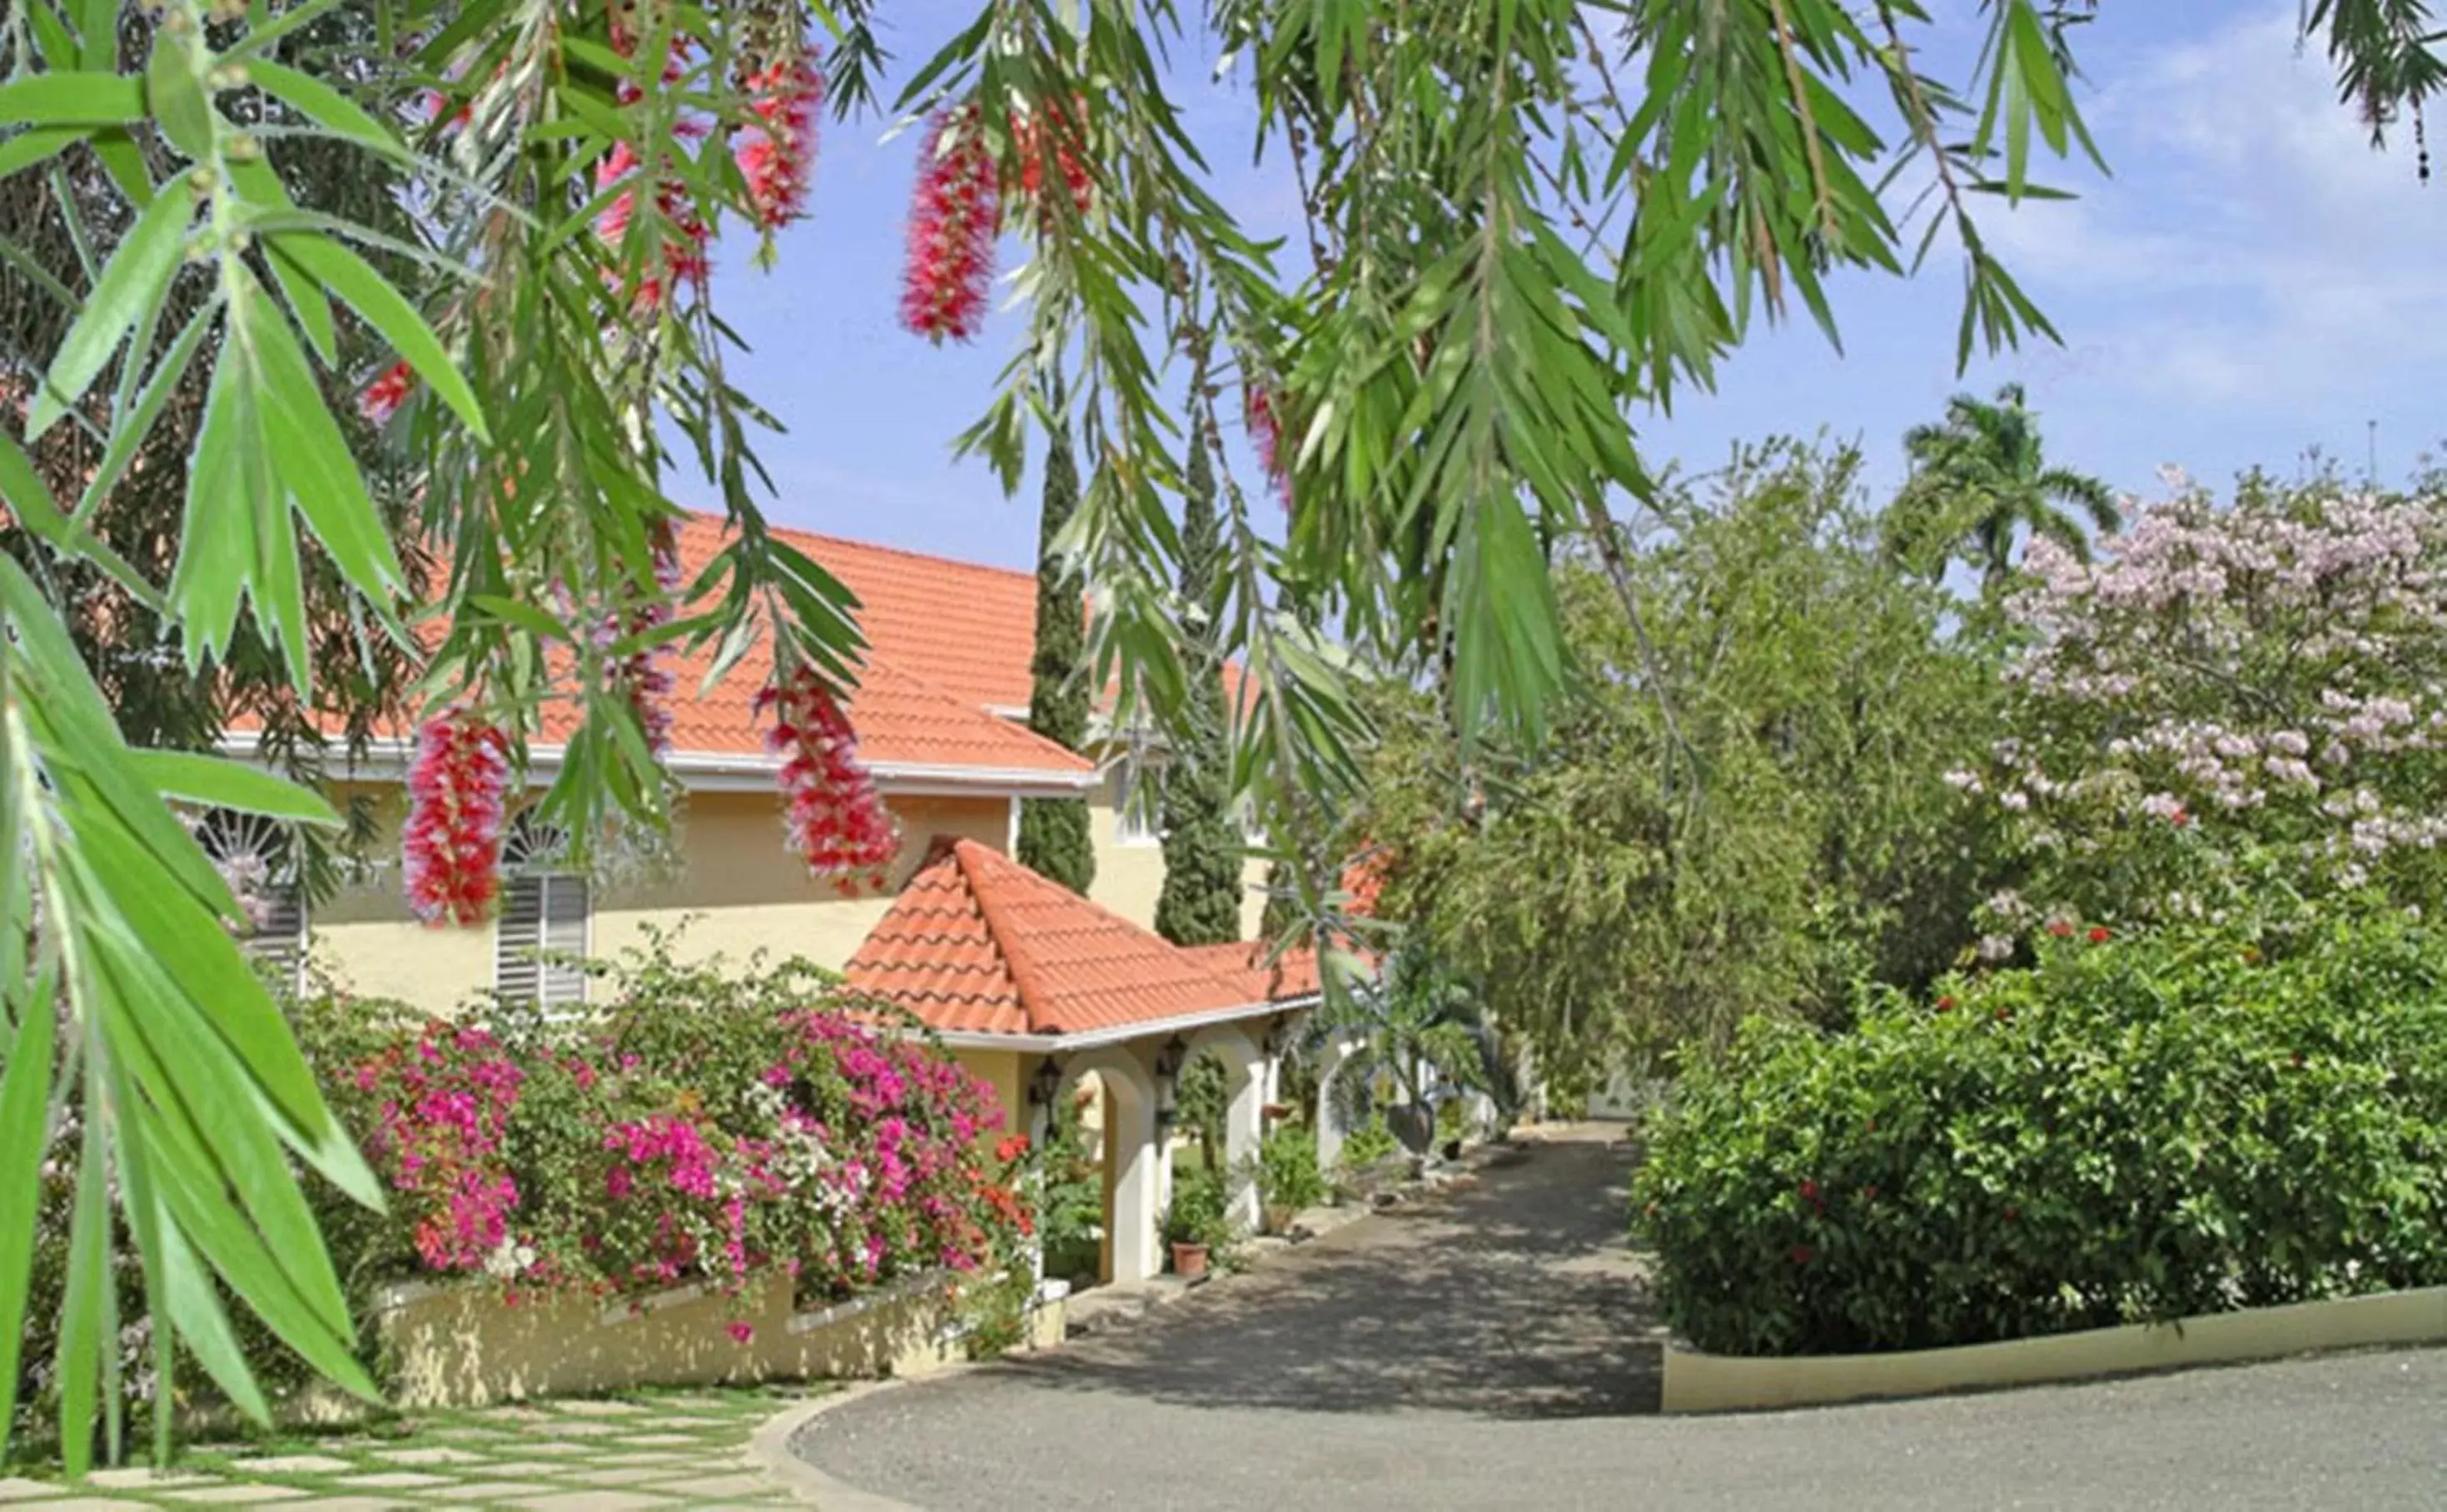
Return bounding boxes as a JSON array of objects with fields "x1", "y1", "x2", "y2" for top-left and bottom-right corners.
[
  {"x1": 1862, "y1": 1184, "x2": 1878, "y2": 1201},
  {"x1": 359, "y1": 359, "x2": 415, "y2": 425},
  {"x1": 1798, "y1": 1180, "x2": 1821, "y2": 1204},
  {"x1": 726, "y1": 1321, "x2": 755, "y2": 1345},
  {"x1": 2046, "y1": 918, "x2": 2076, "y2": 939},
  {"x1": 1994, "y1": 1006, "x2": 2013, "y2": 1024},
  {"x1": 1788, "y1": 1244, "x2": 1813, "y2": 1266},
  {"x1": 2087, "y1": 926, "x2": 2111, "y2": 944},
  {"x1": 1936, "y1": 995, "x2": 1955, "y2": 1013}
]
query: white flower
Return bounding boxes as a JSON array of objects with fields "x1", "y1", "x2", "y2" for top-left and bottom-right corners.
[{"x1": 1977, "y1": 934, "x2": 2016, "y2": 963}]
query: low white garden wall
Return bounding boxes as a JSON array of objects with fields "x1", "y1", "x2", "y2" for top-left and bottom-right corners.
[{"x1": 369, "y1": 1270, "x2": 1067, "y2": 1410}]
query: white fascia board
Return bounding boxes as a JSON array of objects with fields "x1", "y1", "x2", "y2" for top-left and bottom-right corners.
[
  {"x1": 216, "y1": 732, "x2": 1097, "y2": 798},
  {"x1": 921, "y1": 992, "x2": 1320, "y2": 1056}
]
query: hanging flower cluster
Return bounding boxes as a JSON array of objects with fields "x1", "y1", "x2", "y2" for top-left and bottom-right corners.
[
  {"x1": 601, "y1": 524, "x2": 683, "y2": 759},
  {"x1": 358, "y1": 359, "x2": 415, "y2": 426},
  {"x1": 1012, "y1": 95, "x2": 1092, "y2": 216},
  {"x1": 1246, "y1": 385, "x2": 1291, "y2": 508},
  {"x1": 403, "y1": 709, "x2": 511, "y2": 926},
  {"x1": 595, "y1": 28, "x2": 711, "y2": 313},
  {"x1": 898, "y1": 106, "x2": 999, "y2": 342},
  {"x1": 734, "y1": 49, "x2": 823, "y2": 229},
  {"x1": 755, "y1": 668, "x2": 898, "y2": 892}
]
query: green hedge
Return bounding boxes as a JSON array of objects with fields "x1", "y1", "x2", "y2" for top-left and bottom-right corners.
[{"x1": 1632, "y1": 912, "x2": 2447, "y2": 1356}]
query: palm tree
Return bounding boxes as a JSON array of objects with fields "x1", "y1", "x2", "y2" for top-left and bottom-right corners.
[
  {"x1": 1298, "y1": 947, "x2": 1518, "y2": 1155},
  {"x1": 1884, "y1": 383, "x2": 2121, "y2": 589}
]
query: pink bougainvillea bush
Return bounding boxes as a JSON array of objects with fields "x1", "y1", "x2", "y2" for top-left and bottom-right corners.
[
  {"x1": 1955, "y1": 475, "x2": 2447, "y2": 935},
  {"x1": 307, "y1": 937, "x2": 1033, "y2": 1329}
]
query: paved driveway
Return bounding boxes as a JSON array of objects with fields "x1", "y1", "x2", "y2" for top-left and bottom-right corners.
[{"x1": 793, "y1": 1128, "x2": 2447, "y2": 1511}]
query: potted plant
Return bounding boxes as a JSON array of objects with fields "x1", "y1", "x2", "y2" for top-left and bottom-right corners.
[
  {"x1": 1247, "y1": 1123, "x2": 1326, "y2": 1234},
  {"x1": 1163, "y1": 1170, "x2": 1228, "y2": 1280}
]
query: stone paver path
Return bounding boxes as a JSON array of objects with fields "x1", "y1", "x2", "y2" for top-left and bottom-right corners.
[{"x1": 1, "y1": 1387, "x2": 818, "y2": 1510}]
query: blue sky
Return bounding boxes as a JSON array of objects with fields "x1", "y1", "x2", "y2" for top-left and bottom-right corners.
[{"x1": 685, "y1": 0, "x2": 2446, "y2": 571}]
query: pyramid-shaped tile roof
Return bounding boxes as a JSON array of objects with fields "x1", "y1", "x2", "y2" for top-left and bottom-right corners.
[{"x1": 845, "y1": 838, "x2": 1315, "y2": 1039}]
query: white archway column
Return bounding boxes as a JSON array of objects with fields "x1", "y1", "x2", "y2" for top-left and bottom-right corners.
[
  {"x1": 1313, "y1": 1031, "x2": 1365, "y2": 1173},
  {"x1": 1186, "y1": 1026, "x2": 1268, "y2": 1236}
]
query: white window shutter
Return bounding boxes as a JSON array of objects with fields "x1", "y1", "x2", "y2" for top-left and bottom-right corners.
[
  {"x1": 248, "y1": 886, "x2": 307, "y2": 993},
  {"x1": 539, "y1": 874, "x2": 590, "y2": 1007},
  {"x1": 496, "y1": 874, "x2": 545, "y2": 1002}
]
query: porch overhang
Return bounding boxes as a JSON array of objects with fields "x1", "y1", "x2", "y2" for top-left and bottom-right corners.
[{"x1": 926, "y1": 992, "x2": 1320, "y2": 1056}]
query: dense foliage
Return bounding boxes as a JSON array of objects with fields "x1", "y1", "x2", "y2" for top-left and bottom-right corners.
[
  {"x1": 1017, "y1": 419, "x2": 1096, "y2": 893},
  {"x1": 1962, "y1": 477, "x2": 2447, "y2": 935},
  {"x1": 1634, "y1": 912, "x2": 2447, "y2": 1356},
  {"x1": 1154, "y1": 428, "x2": 1244, "y2": 947},
  {"x1": 1363, "y1": 443, "x2": 2007, "y2": 1087}
]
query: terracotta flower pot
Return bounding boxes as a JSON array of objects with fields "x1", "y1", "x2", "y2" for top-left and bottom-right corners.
[{"x1": 1170, "y1": 1241, "x2": 1211, "y2": 1281}]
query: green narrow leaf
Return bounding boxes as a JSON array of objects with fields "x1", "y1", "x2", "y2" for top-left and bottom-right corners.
[
  {"x1": 168, "y1": 341, "x2": 265, "y2": 666},
  {"x1": 55, "y1": 1077, "x2": 110, "y2": 1476},
  {"x1": 0, "y1": 961, "x2": 58, "y2": 1465},
  {"x1": 234, "y1": 161, "x2": 338, "y2": 363},
  {"x1": 247, "y1": 58, "x2": 410, "y2": 162},
  {"x1": 144, "y1": 28, "x2": 215, "y2": 162},
  {"x1": 268, "y1": 231, "x2": 488, "y2": 436},
  {"x1": 235, "y1": 272, "x2": 410, "y2": 604},
  {"x1": 26, "y1": 184, "x2": 192, "y2": 440},
  {"x1": 0, "y1": 122, "x2": 91, "y2": 178},
  {"x1": 0, "y1": 72, "x2": 145, "y2": 126},
  {"x1": 128, "y1": 752, "x2": 341, "y2": 825}
]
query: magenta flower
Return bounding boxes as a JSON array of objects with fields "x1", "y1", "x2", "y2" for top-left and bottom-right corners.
[{"x1": 402, "y1": 709, "x2": 510, "y2": 926}]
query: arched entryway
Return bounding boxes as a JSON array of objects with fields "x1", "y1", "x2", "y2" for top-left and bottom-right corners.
[{"x1": 1032, "y1": 1048, "x2": 1164, "y2": 1285}]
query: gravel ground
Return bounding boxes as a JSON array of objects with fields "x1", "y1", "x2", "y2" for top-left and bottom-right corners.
[{"x1": 794, "y1": 1131, "x2": 2447, "y2": 1511}]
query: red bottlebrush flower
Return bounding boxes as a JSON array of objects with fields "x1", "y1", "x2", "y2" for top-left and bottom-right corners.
[
  {"x1": 1013, "y1": 97, "x2": 1092, "y2": 214},
  {"x1": 1246, "y1": 385, "x2": 1292, "y2": 508},
  {"x1": 735, "y1": 52, "x2": 823, "y2": 229},
  {"x1": 898, "y1": 107, "x2": 999, "y2": 343},
  {"x1": 1788, "y1": 1244, "x2": 1813, "y2": 1266},
  {"x1": 2086, "y1": 926, "x2": 2111, "y2": 944},
  {"x1": 359, "y1": 360, "x2": 415, "y2": 425},
  {"x1": 603, "y1": 524, "x2": 682, "y2": 759},
  {"x1": 756, "y1": 668, "x2": 900, "y2": 892},
  {"x1": 1935, "y1": 994, "x2": 1956, "y2": 1013},
  {"x1": 594, "y1": 140, "x2": 712, "y2": 314},
  {"x1": 402, "y1": 709, "x2": 510, "y2": 926}
]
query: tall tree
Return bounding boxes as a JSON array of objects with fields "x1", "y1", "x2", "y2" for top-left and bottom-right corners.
[
  {"x1": 1017, "y1": 421, "x2": 1097, "y2": 892},
  {"x1": 1155, "y1": 427, "x2": 1243, "y2": 944},
  {"x1": 1883, "y1": 383, "x2": 2121, "y2": 588}
]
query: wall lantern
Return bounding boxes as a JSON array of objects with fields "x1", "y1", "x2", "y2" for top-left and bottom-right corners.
[
  {"x1": 1028, "y1": 1056, "x2": 1067, "y2": 1110},
  {"x1": 1152, "y1": 1035, "x2": 1189, "y2": 1131}
]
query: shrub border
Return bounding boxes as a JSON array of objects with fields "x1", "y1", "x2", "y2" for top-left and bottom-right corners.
[{"x1": 1661, "y1": 1286, "x2": 2447, "y2": 1414}]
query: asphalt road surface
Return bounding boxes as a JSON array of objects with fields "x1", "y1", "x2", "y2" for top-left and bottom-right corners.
[{"x1": 794, "y1": 1131, "x2": 2447, "y2": 1511}]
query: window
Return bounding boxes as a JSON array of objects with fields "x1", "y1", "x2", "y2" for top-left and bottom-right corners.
[
  {"x1": 194, "y1": 809, "x2": 306, "y2": 992},
  {"x1": 496, "y1": 814, "x2": 589, "y2": 1008},
  {"x1": 1107, "y1": 751, "x2": 1159, "y2": 848}
]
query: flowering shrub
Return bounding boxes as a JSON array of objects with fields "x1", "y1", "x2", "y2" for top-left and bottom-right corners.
[
  {"x1": 1962, "y1": 477, "x2": 2447, "y2": 928},
  {"x1": 317, "y1": 938, "x2": 1033, "y2": 1323},
  {"x1": 1633, "y1": 911, "x2": 2447, "y2": 1356}
]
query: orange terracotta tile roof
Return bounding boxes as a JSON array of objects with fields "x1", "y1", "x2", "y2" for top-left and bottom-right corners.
[
  {"x1": 1176, "y1": 940, "x2": 1327, "y2": 1003},
  {"x1": 845, "y1": 838, "x2": 1303, "y2": 1038}
]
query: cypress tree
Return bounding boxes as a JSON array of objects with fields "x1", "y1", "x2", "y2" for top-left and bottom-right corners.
[
  {"x1": 1154, "y1": 427, "x2": 1246, "y2": 945},
  {"x1": 1016, "y1": 422, "x2": 1097, "y2": 892}
]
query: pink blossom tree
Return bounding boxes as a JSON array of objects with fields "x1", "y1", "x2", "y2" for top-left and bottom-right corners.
[{"x1": 1962, "y1": 473, "x2": 2447, "y2": 930}]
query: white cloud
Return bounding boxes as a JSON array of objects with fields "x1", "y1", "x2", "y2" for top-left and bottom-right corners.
[{"x1": 1977, "y1": 3, "x2": 2443, "y2": 413}]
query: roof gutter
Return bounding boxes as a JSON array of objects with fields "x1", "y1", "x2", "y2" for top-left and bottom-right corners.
[
  {"x1": 922, "y1": 992, "x2": 1322, "y2": 1055},
  {"x1": 216, "y1": 733, "x2": 1099, "y2": 797}
]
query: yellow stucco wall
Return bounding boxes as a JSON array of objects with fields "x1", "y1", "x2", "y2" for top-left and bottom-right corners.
[
  {"x1": 1082, "y1": 790, "x2": 1271, "y2": 938},
  {"x1": 305, "y1": 784, "x2": 1012, "y2": 1014}
]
